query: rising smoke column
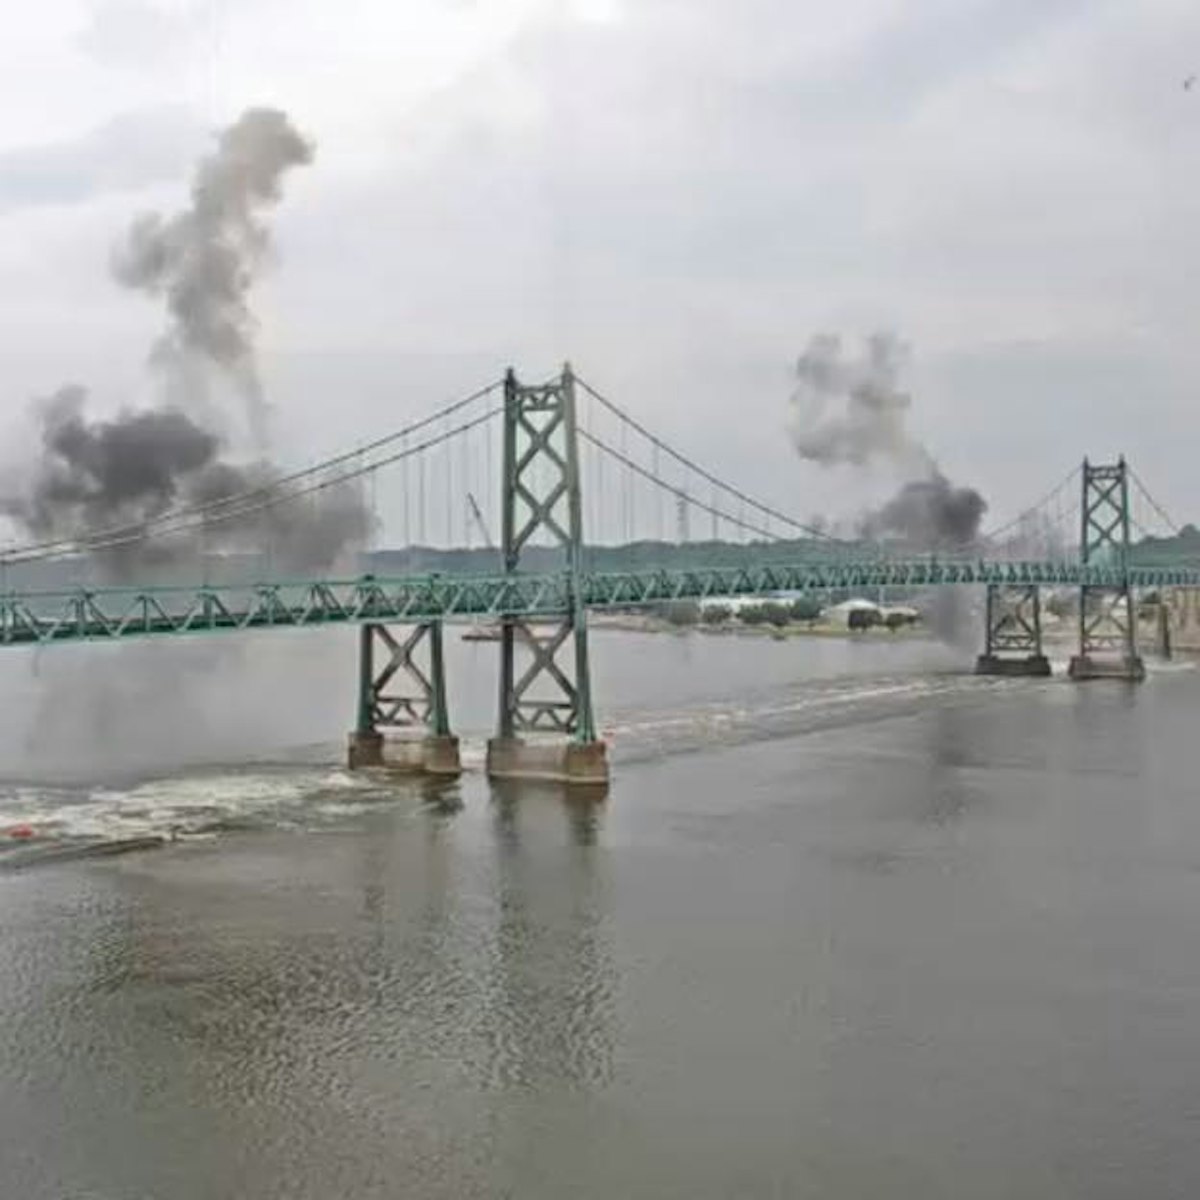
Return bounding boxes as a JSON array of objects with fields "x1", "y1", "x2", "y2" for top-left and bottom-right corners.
[
  {"x1": 112, "y1": 107, "x2": 314, "y2": 448},
  {"x1": 791, "y1": 332, "x2": 927, "y2": 472},
  {"x1": 1, "y1": 108, "x2": 369, "y2": 579},
  {"x1": 790, "y1": 331, "x2": 987, "y2": 549}
]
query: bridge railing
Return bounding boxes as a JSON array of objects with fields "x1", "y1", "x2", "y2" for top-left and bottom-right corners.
[{"x1": 2, "y1": 555, "x2": 1200, "y2": 649}]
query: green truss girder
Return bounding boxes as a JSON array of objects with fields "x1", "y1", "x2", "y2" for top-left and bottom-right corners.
[
  {"x1": 1, "y1": 556, "x2": 1198, "y2": 650},
  {"x1": 984, "y1": 584, "x2": 1043, "y2": 658},
  {"x1": 356, "y1": 620, "x2": 450, "y2": 738}
]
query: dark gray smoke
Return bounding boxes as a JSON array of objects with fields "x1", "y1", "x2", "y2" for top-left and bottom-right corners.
[
  {"x1": 185, "y1": 459, "x2": 371, "y2": 572},
  {"x1": 2, "y1": 108, "x2": 369, "y2": 580},
  {"x1": 2, "y1": 384, "x2": 369, "y2": 576},
  {"x1": 790, "y1": 330, "x2": 987, "y2": 551},
  {"x1": 863, "y1": 472, "x2": 988, "y2": 549},
  {"x1": 111, "y1": 107, "x2": 314, "y2": 446},
  {"x1": 5, "y1": 385, "x2": 217, "y2": 536}
]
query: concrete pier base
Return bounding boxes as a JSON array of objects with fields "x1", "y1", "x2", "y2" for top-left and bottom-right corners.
[
  {"x1": 1067, "y1": 654, "x2": 1146, "y2": 682},
  {"x1": 486, "y1": 736, "x2": 609, "y2": 785},
  {"x1": 975, "y1": 654, "x2": 1052, "y2": 677},
  {"x1": 347, "y1": 730, "x2": 384, "y2": 768},
  {"x1": 347, "y1": 731, "x2": 462, "y2": 775}
]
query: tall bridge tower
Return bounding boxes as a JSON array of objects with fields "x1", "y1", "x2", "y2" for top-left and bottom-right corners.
[
  {"x1": 486, "y1": 364, "x2": 608, "y2": 783},
  {"x1": 1068, "y1": 457, "x2": 1145, "y2": 680}
]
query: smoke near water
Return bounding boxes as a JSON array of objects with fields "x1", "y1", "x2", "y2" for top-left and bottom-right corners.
[
  {"x1": 1, "y1": 108, "x2": 369, "y2": 580},
  {"x1": 790, "y1": 331, "x2": 987, "y2": 550},
  {"x1": 0, "y1": 107, "x2": 374, "y2": 785},
  {"x1": 112, "y1": 107, "x2": 314, "y2": 447}
]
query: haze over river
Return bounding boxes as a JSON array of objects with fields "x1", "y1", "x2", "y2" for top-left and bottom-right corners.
[{"x1": 2, "y1": 628, "x2": 1199, "y2": 1198}]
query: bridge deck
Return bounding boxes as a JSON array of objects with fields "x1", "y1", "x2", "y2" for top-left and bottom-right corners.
[{"x1": 1, "y1": 558, "x2": 1198, "y2": 649}]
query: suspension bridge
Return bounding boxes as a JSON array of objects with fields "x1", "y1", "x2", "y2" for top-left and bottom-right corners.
[{"x1": 0, "y1": 365, "x2": 1194, "y2": 783}]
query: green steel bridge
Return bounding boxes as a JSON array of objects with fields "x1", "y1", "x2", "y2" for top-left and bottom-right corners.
[
  {"x1": 2, "y1": 556, "x2": 1199, "y2": 650},
  {"x1": 1, "y1": 365, "x2": 1192, "y2": 782}
]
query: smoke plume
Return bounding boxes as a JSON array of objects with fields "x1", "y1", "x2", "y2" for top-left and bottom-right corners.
[
  {"x1": 791, "y1": 330, "x2": 986, "y2": 550},
  {"x1": 791, "y1": 332, "x2": 928, "y2": 471},
  {"x1": 863, "y1": 473, "x2": 987, "y2": 548},
  {"x1": 112, "y1": 107, "x2": 313, "y2": 447},
  {"x1": 2, "y1": 385, "x2": 368, "y2": 575},
  {"x1": 1, "y1": 108, "x2": 369, "y2": 580}
]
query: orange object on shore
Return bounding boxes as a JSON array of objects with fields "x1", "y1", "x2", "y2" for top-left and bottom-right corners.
[{"x1": 7, "y1": 824, "x2": 35, "y2": 840}]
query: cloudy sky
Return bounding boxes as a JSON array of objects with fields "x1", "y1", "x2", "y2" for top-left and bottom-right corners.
[{"x1": 1, "y1": 0, "x2": 1199, "y2": 541}]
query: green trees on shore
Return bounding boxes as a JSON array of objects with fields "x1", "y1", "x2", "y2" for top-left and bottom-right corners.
[{"x1": 677, "y1": 596, "x2": 826, "y2": 628}]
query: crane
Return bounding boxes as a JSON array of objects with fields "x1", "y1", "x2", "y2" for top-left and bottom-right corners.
[
  {"x1": 466, "y1": 492, "x2": 495, "y2": 554},
  {"x1": 462, "y1": 493, "x2": 501, "y2": 640}
]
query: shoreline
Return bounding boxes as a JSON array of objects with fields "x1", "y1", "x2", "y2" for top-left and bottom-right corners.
[
  {"x1": 586, "y1": 613, "x2": 1200, "y2": 653},
  {"x1": 587, "y1": 612, "x2": 933, "y2": 640}
]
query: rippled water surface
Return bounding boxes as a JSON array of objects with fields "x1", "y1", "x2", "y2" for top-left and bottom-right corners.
[{"x1": 3, "y1": 630, "x2": 1200, "y2": 1198}]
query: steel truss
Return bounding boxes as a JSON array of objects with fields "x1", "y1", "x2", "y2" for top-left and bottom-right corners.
[
  {"x1": 496, "y1": 364, "x2": 596, "y2": 741},
  {"x1": 984, "y1": 585, "x2": 1044, "y2": 658},
  {"x1": 1, "y1": 557, "x2": 1199, "y2": 649},
  {"x1": 355, "y1": 620, "x2": 449, "y2": 739},
  {"x1": 1071, "y1": 457, "x2": 1145, "y2": 679}
]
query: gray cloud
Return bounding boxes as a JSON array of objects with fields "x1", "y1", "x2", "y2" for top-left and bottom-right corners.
[
  {"x1": 76, "y1": 0, "x2": 228, "y2": 68},
  {"x1": 0, "y1": 107, "x2": 207, "y2": 213},
  {"x1": 6, "y1": 0, "x2": 1200, "y2": 538}
]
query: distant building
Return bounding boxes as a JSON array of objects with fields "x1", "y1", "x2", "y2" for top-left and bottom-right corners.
[
  {"x1": 697, "y1": 595, "x2": 780, "y2": 614},
  {"x1": 825, "y1": 598, "x2": 882, "y2": 628}
]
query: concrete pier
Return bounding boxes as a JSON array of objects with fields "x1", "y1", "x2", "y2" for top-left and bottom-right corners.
[
  {"x1": 347, "y1": 730, "x2": 384, "y2": 768},
  {"x1": 1067, "y1": 654, "x2": 1146, "y2": 682},
  {"x1": 975, "y1": 654, "x2": 1052, "y2": 677},
  {"x1": 347, "y1": 731, "x2": 462, "y2": 775},
  {"x1": 486, "y1": 736, "x2": 609, "y2": 785}
]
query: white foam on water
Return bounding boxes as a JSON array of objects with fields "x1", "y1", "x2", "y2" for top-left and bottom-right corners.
[
  {"x1": 600, "y1": 672, "x2": 1029, "y2": 761},
  {"x1": 0, "y1": 764, "x2": 389, "y2": 847}
]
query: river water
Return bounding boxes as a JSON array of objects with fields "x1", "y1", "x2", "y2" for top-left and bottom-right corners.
[{"x1": 2, "y1": 628, "x2": 1200, "y2": 1198}]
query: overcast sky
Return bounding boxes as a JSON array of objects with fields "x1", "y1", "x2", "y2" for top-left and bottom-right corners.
[{"x1": 2, "y1": 0, "x2": 1199, "y2": 540}]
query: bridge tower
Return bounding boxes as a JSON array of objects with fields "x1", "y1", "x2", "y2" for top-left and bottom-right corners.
[
  {"x1": 975, "y1": 585, "x2": 1051, "y2": 676},
  {"x1": 1068, "y1": 457, "x2": 1146, "y2": 681},
  {"x1": 347, "y1": 604, "x2": 461, "y2": 774},
  {"x1": 486, "y1": 364, "x2": 608, "y2": 785}
]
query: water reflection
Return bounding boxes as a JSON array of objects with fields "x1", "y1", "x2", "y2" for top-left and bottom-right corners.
[
  {"x1": 918, "y1": 703, "x2": 978, "y2": 827},
  {"x1": 5, "y1": 652, "x2": 1200, "y2": 1198},
  {"x1": 484, "y1": 780, "x2": 616, "y2": 1090}
]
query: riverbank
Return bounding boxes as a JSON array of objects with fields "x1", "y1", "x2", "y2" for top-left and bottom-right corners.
[{"x1": 587, "y1": 611, "x2": 932, "y2": 640}]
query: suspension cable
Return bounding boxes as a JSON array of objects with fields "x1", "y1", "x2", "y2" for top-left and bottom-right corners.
[
  {"x1": 1129, "y1": 468, "x2": 1180, "y2": 537},
  {"x1": 576, "y1": 375, "x2": 837, "y2": 542},
  {"x1": 579, "y1": 428, "x2": 787, "y2": 544},
  {"x1": 982, "y1": 464, "x2": 1081, "y2": 545}
]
